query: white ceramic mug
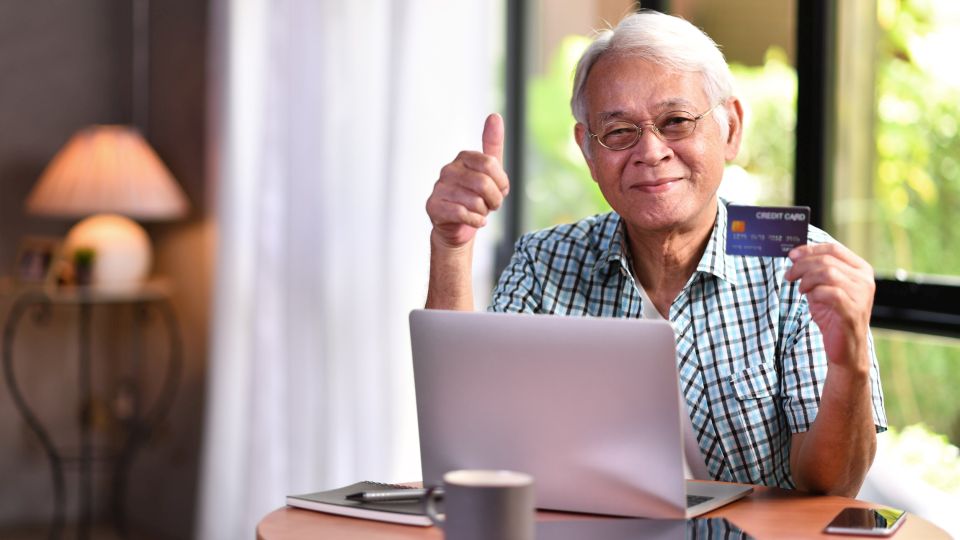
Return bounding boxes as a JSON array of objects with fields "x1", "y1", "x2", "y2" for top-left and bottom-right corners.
[{"x1": 423, "y1": 469, "x2": 535, "y2": 540}]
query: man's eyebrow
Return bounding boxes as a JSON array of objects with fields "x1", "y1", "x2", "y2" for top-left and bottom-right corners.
[
  {"x1": 596, "y1": 110, "x2": 629, "y2": 124},
  {"x1": 595, "y1": 99, "x2": 700, "y2": 124},
  {"x1": 656, "y1": 98, "x2": 698, "y2": 110}
]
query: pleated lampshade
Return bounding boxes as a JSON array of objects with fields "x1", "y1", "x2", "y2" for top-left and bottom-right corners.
[{"x1": 26, "y1": 124, "x2": 188, "y2": 219}]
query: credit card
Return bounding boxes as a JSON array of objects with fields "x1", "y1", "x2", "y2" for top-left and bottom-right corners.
[{"x1": 725, "y1": 205, "x2": 810, "y2": 257}]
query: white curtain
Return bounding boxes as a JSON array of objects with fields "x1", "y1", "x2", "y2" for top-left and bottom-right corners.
[{"x1": 197, "y1": 1, "x2": 500, "y2": 538}]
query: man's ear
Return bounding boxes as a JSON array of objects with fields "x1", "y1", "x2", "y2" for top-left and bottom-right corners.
[
  {"x1": 574, "y1": 122, "x2": 600, "y2": 183},
  {"x1": 724, "y1": 98, "x2": 745, "y2": 162}
]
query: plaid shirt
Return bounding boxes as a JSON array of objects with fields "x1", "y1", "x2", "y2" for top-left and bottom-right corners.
[{"x1": 489, "y1": 199, "x2": 887, "y2": 488}]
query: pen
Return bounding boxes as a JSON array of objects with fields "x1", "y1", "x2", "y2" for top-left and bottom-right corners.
[{"x1": 345, "y1": 488, "x2": 435, "y2": 502}]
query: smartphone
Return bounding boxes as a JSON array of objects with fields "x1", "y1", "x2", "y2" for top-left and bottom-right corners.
[{"x1": 823, "y1": 507, "x2": 907, "y2": 536}]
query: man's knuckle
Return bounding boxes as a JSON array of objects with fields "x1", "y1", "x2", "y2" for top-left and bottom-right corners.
[
  {"x1": 462, "y1": 196, "x2": 479, "y2": 213},
  {"x1": 439, "y1": 163, "x2": 457, "y2": 179},
  {"x1": 468, "y1": 174, "x2": 489, "y2": 193}
]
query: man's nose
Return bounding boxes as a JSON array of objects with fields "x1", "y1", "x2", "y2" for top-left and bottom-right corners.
[{"x1": 630, "y1": 127, "x2": 671, "y2": 166}]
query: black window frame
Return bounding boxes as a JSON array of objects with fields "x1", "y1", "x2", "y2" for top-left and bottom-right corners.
[{"x1": 499, "y1": 0, "x2": 960, "y2": 339}]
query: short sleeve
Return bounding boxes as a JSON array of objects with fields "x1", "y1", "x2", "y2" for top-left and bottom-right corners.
[
  {"x1": 488, "y1": 237, "x2": 541, "y2": 313},
  {"x1": 780, "y1": 297, "x2": 888, "y2": 434}
]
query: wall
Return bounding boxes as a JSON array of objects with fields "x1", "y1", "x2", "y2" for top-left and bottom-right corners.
[
  {"x1": 0, "y1": 1, "x2": 209, "y2": 539},
  {"x1": 534, "y1": 0, "x2": 637, "y2": 74},
  {"x1": 672, "y1": 0, "x2": 796, "y2": 66}
]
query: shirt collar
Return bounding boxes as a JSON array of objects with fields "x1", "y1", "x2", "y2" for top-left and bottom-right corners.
[
  {"x1": 696, "y1": 198, "x2": 739, "y2": 285},
  {"x1": 589, "y1": 198, "x2": 740, "y2": 285},
  {"x1": 591, "y1": 213, "x2": 632, "y2": 279}
]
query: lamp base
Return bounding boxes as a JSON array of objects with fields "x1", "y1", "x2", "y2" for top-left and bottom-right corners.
[{"x1": 63, "y1": 214, "x2": 152, "y2": 289}]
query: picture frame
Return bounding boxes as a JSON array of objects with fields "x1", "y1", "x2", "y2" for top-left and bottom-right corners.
[{"x1": 13, "y1": 236, "x2": 62, "y2": 286}]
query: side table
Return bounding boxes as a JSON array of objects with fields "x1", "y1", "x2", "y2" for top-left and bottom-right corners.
[{"x1": 1, "y1": 281, "x2": 182, "y2": 539}]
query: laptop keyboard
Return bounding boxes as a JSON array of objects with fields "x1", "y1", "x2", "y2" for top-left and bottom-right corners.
[{"x1": 686, "y1": 494, "x2": 714, "y2": 508}]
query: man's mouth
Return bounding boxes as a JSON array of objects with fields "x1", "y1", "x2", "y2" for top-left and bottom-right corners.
[{"x1": 628, "y1": 177, "x2": 683, "y2": 193}]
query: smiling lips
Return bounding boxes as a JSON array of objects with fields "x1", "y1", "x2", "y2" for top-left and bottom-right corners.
[{"x1": 628, "y1": 177, "x2": 683, "y2": 193}]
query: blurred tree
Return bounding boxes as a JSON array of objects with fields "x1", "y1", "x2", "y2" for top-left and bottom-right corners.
[
  {"x1": 524, "y1": 35, "x2": 607, "y2": 232},
  {"x1": 872, "y1": 0, "x2": 960, "y2": 276},
  {"x1": 724, "y1": 48, "x2": 796, "y2": 205}
]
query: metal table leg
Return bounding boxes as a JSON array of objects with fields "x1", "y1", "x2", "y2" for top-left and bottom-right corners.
[
  {"x1": 2, "y1": 288, "x2": 182, "y2": 540},
  {"x1": 109, "y1": 299, "x2": 182, "y2": 538},
  {"x1": 2, "y1": 292, "x2": 65, "y2": 539}
]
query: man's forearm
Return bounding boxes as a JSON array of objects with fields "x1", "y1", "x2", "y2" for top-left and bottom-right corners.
[
  {"x1": 425, "y1": 232, "x2": 476, "y2": 311},
  {"x1": 790, "y1": 359, "x2": 877, "y2": 496}
]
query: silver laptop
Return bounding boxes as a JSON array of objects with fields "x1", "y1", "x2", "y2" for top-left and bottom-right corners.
[{"x1": 410, "y1": 309, "x2": 752, "y2": 519}]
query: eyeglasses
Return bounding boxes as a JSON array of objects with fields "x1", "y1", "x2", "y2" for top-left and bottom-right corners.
[{"x1": 588, "y1": 103, "x2": 722, "y2": 151}]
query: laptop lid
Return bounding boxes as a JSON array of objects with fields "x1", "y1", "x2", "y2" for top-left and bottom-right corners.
[{"x1": 410, "y1": 309, "x2": 690, "y2": 518}]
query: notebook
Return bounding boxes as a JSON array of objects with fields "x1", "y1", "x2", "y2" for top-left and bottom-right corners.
[
  {"x1": 286, "y1": 481, "x2": 431, "y2": 526},
  {"x1": 409, "y1": 309, "x2": 752, "y2": 519}
]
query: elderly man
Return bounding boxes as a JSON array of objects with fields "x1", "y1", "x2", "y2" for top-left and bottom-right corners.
[{"x1": 424, "y1": 11, "x2": 885, "y2": 496}]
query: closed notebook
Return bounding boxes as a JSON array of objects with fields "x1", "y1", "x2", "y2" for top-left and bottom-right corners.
[{"x1": 286, "y1": 481, "x2": 433, "y2": 527}]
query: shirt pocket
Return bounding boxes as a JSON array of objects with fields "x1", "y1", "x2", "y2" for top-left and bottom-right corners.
[
  {"x1": 731, "y1": 363, "x2": 779, "y2": 401},
  {"x1": 726, "y1": 363, "x2": 782, "y2": 483}
]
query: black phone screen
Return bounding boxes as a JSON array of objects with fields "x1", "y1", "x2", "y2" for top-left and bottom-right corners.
[{"x1": 824, "y1": 507, "x2": 907, "y2": 536}]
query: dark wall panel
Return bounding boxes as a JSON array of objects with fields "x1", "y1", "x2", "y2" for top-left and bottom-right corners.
[{"x1": 0, "y1": 2, "x2": 208, "y2": 538}]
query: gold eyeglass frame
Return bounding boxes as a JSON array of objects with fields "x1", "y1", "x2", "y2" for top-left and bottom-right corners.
[{"x1": 588, "y1": 102, "x2": 723, "y2": 151}]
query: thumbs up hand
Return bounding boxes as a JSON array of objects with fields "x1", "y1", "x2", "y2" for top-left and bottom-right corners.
[{"x1": 426, "y1": 113, "x2": 511, "y2": 248}]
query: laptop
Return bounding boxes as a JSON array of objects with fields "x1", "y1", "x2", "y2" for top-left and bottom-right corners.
[{"x1": 409, "y1": 309, "x2": 752, "y2": 519}]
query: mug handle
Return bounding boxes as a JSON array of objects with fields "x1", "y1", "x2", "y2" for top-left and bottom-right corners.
[{"x1": 423, "y1": 486, "x2": 445, "y2": 527}]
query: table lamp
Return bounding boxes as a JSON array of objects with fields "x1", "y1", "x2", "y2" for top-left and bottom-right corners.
[{"x1": 25, "y1": 124, "x2": 189, "y2": 289}]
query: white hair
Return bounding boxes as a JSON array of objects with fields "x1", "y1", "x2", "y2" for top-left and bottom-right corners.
[{"x1": 571, "y1": 10, "x2": 735, "y2": 148}]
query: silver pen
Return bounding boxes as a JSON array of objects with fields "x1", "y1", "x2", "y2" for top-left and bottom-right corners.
[{"x1": 345, "y1": 488, "x2": 435, "y2": 502}]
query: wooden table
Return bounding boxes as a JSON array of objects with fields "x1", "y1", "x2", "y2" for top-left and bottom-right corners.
[{"x1": 257, "y1": 484, "x2": 948, "y2": 539}]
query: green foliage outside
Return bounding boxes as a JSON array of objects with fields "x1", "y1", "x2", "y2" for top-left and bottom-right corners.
[
  {"x1": 871, "y1": 0, "x2": 960, "y2": 276},
  {"x1": 524, "y1": 35, "x2": 606, "y2": 232},
  {"x1": 876, "y1": 331, "x2": 960, "y2": 445},
  {"x1": 881, "y1": 423, "x2": 960, "y2": 495},
  {"x1": 725, "y1": 48, "x2": 796, "y2": 206}
]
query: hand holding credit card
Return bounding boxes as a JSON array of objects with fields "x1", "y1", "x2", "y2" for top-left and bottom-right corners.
[{"x1": 726, "y1": 205, "x2": 810, "y2": 257}]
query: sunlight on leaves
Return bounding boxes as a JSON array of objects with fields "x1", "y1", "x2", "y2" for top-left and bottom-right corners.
[{"x1": 882, "y1": 424, "x2": 960, "y2": 494}]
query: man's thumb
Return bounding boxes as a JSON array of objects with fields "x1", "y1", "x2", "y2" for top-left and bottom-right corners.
[{"x1": 482, "y1": 113, "x2": 505, "y2": 164}]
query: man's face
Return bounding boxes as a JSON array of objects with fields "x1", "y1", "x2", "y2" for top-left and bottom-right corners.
[{"x1": 575, "y1": 54, "x2": 742, "y2": 235}]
